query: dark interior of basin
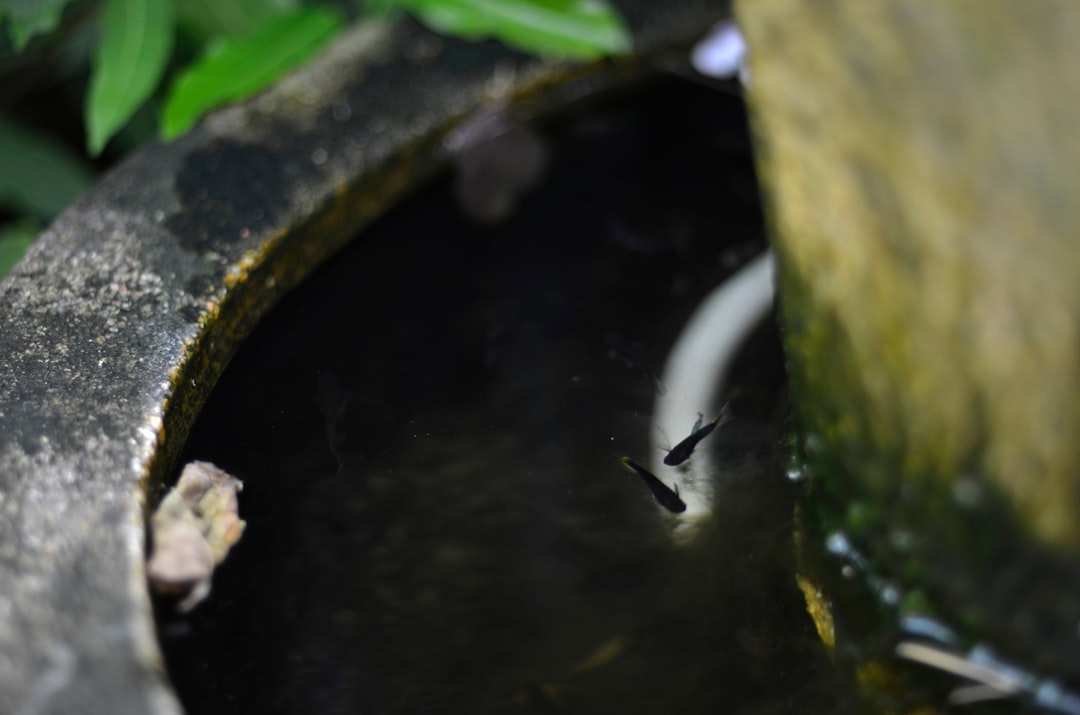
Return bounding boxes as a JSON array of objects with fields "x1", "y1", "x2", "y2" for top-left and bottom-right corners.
[{"x1": 155, "y1": 76, "x2": 841, "y2": 714}]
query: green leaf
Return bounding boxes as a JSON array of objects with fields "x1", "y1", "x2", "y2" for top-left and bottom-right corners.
[
  {"x1": 0, "y1": 0, "x2": 73, "y2": 50},
  {"x1": 0, "y1": 220, "x2": 39, "y2": 280},
  {"x1": 86, "y1": 0, "x2": 174, "y2": 156},
  {"x1": 161, "y1": 7, "x2": 342, "y2": 140},
  {"x1": 358, "y1": 0, "x2": 405, "y2": 20},
  {"x1": 0, "y1": 116, "x2": 94, "y2": 218},
  {"x1": 176, "y1": 0, "x2": 297, "y2": 41},
  {"x1": 400, "y1": 0, "x2": 631, "y2": 60}
]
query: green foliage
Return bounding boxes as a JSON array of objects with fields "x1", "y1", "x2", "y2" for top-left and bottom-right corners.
[
  {"x1": 0, "y1": 220, "x2": 39, "y2": 279},
  {"x1": 0, "y1": 116, "x2": 94, "y2": 218},
  {"x1": 161, "y1": 7, "x2": 342, "y2": 139},
  {"x1": 86, "y1": 0, "x2": 174, "y2": 155},
  {"x1": 394, "y1": 0, "x2": 631, "y2": 59},
  {"x1": 0, "y1": 117, "x2": 93, "y2": 280},
  {"x1": 0, "y1": 0, "x2": 632, "y2": 279},
  {"x1": 359, "y1": 0, "x2": 403, "y2": 20},
  {"x1": 6, "y1": 0, "x2": 631, "y2": 158},
  {"x1": 176, "y1": 0, "x2": 297, "y2": 40},
  {"x1": 0, "y1": 0, "x2": 74, "y2": 50}
]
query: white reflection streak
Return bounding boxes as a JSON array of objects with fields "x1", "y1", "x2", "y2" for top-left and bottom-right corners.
[
  {"x1": 896, "y1": 641, "x2": 1026, "y2": 700},
  {"x1": 896, "y1": 640, "x2": 1080, "y2": 714},
  {"x1": 652, "y1": 251, "x2": 775, "y2": 537}
]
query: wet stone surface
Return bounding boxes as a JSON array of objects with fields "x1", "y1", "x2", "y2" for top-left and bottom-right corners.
[
  {"x1": 739, "y1": 0, "x2": 1080, "y2": 688},
  {"x1": 158, "y1": 80, "x2": 842, "y2": 715}
]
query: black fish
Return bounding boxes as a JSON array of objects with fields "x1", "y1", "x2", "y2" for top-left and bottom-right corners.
[
  {"x1": 620, "y1": 457, "x2": 686, "y2": 513},
  {"x1": 663, "y1": 407, "x2": 732, "y2": 466}
]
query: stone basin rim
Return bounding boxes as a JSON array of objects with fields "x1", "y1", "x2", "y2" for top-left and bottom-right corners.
[{"x1": 0, "y1": 4, "x2": 730, "y2": 713}]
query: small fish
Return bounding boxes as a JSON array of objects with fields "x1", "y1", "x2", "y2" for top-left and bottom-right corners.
[
  {"x1": 620, "y1": 457, "x2": 686, "y2": 513},
  {"x1": 663, "y1": 407, "x2": 728, "y2": 466}
]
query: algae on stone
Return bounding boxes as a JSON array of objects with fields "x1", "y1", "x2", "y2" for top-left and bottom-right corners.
[{"x1": 737, "y1": 0, "x2": 1080, "y2": 678}]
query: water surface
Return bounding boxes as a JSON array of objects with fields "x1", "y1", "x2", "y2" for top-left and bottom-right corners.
[{"x1": 158, "y1": 78, "x2": 842, "y2": 715}]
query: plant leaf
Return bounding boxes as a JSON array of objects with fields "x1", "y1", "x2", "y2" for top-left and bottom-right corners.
[
  {"x1": 161, "y1": 7, "x2": 342, "y2": 140},
  {"x1": 0, "y1": 220, "x2": 39, "y2": 280},
  {"x1": 357, "y1": 0, "x2": 404, "y2": 20},
  {"x1": 86, "y1": 0, "x2": 174, "y2": 156},
  {"x1": 0, "y1": 0, "x2": 73, "y2": 50},
  {"x1": 176, "y1": 0, "x2": 296, "y2": 41},
  {"x1": 401, "y1": 0, "x2": 631, "y2": 60},
  {"x1": 0, "y1": 116, "x2": 94, "y2": 218}
]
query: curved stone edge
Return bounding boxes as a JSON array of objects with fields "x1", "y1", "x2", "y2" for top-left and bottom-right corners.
[{"x1": 0, "y1": 3, "x2": 730, "y2": 713}]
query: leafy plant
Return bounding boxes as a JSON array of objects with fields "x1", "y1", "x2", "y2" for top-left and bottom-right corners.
[
  {"x1": 0, "y1": 0, "x2": 631, "y2": 278},
  {"x1": 162, "y1": 6, "x2": 342, "y2": 139},
  {"x1": 0, "y1": 115, "x2": 94, "y2": 218},
  {"x1": 0, "y1": 0, "x2": 74, "y2": 50},
  {"x1": 391, "y1": 0, "x2": 631, "y2": 59},
  {"x1": 86, "y1": 0, "x2": 174, "y2": 154}
]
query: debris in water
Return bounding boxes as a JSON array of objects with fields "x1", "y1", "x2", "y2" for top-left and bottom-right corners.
[
  {"x1": 147, "y1": 461, "x2": 246, "y2": 612},
  {"x1": 315, "y1": 371, "x2": 351, "y2": 471},
  {"x1": 513, "y1": 682, "x2": 562, "y2": 711},
  {"x1": 573, "y1": 634, "x2": 632, "y2": 674}
]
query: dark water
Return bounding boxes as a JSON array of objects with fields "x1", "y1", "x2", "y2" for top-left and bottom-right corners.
[{"x1": 157, "y1": 78, "x2": 842, "y2": 715}]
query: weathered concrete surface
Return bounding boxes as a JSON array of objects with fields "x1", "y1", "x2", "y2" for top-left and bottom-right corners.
[
  {"x1": 0, "y1": 3, "x2": 729, "y2": 713},
  {"x1": 739, "y1": 0, "x2": 1080, "y2": 678}
]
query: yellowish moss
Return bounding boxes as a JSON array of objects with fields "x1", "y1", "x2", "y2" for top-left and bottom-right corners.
[
  {"x1": 795, "y1": 574, "x2": 836, "y2": 655},
  {"x1": 739, "y1": 0, "x2": 1080, "y2": 551}
]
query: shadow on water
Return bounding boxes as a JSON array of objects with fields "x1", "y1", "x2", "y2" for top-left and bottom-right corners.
[{"x1": 156, "y1": 78, "x2": 845, "y2": 714}]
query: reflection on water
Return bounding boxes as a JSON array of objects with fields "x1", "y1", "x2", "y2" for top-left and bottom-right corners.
[{"x1": 158, "y1": 79, "x2": 844, "y2": 714}]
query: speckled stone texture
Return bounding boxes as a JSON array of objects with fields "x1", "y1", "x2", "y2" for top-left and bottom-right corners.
[{"x1": 0, "y1": 4, "x2": 729, "y2": 713}]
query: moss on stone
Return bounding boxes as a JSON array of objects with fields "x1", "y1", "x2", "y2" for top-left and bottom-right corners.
[{"x1": 739, "y1": 0, "x2": 1080, "y2": 680}]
